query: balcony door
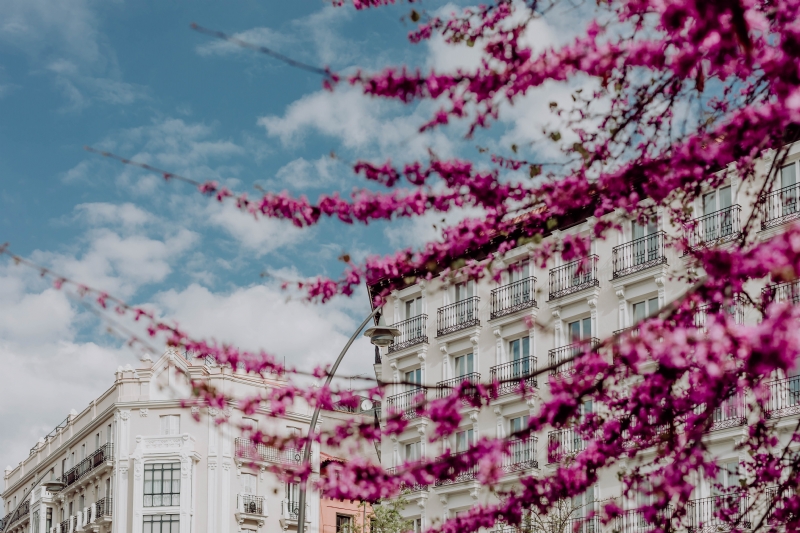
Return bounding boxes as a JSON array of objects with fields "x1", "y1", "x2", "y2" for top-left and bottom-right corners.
[
  {"x1": 455, "y1": 429, "x2": 473, "y2": 453},
  {"x1": 454, "y1": 353, "x2": 474, "y2": 378},
  {"x1": 632, "y1": 297, "x2": 659, "y2": 325},
  {"x1": 703, "y1": 186, "x2": 733, "y2": 240},
  {"x1": 632, "y1": 218, "x2": 658, "y2": 265},
  {"x1": 781, "y1": 163, "x2": 798, "y2": 215},
  {"x1": 569, "y1": 318, "x2": 592, "y2": 345},
  {"x1": 509, "y1": 260, "x2": 531, "y2": 305},
  {"x1": 510, "y1": 416, "x2": 531, "y2": 462},
  {"x1": 405, "y1": 368, "x2": 422, "y2": 392},
  {"x1": 509, "y1": 337, "x2": 531, "y2": 377},
  {"x1": 405, "y1": 441, "x2": 421, "y2": 461},
  {"x1": 404, "y1": 296, "x2": 423, "y2": 339},
  {"x1": 455, "y1": 281, "x2": 475, "y2": 323},
  {"x1": 572, "y1": 485, "x2": 597, "y2": 522}
]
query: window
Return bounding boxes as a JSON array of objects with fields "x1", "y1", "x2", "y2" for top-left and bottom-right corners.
[
  {"x1": 79, "y1": 495, "x2": 84, "y2": 510},
  {"x1": 780, "y1": 163, "x2": 798, "y2": 215},
  {"x1": 702, "y1": 185, "x2": 734, "y2": 241},
  {"x1": 455, "y1": 281, "x2": 474, "y2": 302},
  {"x1": 510, "y1": 415, "x2": 529, "y2": 434},
  {"x1": 568, "y1": 318, "x2": 592, "y2": 343},
  {"x1": 405, "y1": 368, "x2": 421, "y2": 392},
  {"x1": 144, "y1": 463, "x2": 181, "y2": 507},
  {"x1": 105, "y1": 478, "x2": 111, "y2": 498},
  {"x1": 703, "y1": 186, "x2": 732, "y2": 215},
  {"x1": 455, "y1": 429, "x2": 473, "y2": 452},
  {"x1": 241, "y1": 473, "x2": 256, "y2": 496},
  {"x1": 160, "y1": 415, "x2": 180, "y2": 436},
  {"x1": 509, "y1": 337, "x2": 531, "y2": 376},
  {"x1": 405, "y1": 296, "x2": 422, "y2": 319},
  {"x1": 68, "y1": 501, "x2": 72, "y2": 516},
  {"x1": 143, "y1": 514, "x2": 180, "y2": 533},
  {"x1": 107, "y1": 424, "x2": 112, "y2": 444},
  {"x1": 509, "y1": 416, "x2": 532, "y2": 463},
  {"x1": 411, "y1": 518, "x2": 423, "y2": 533},
  {"x1": 572, "y1": 485, "x2": 597, "y2": 517},
  {"x1": 286, "y1": 482, "x2": 299, "y2": 506},
  {"x1": 405, "y1": 441, "x2": 421, "y2": 461},
  {"x1": 62, "y1": 459, "x2": 67, "y2": 478},
  {"x1": 509, "y1": 260, "x2": 530, "y2": 283},
  {"x1": 95, "y1": 433, "x2": 100, "y2": 449},
  {"x1": 46, "y1": 508, "x2": 52, "y2": 531},
  {"x1": 336, "y1": 514, "x2": 354, "y2": 533},
  {"x1": 33, "y1": 510, "x2": 40, "y2": 533},
  {"x1": 713, "y1": 461, "x2": 740, "y2": 495},
  {"x1": 632, "y1": 297, "x2": 659, "y2": 324},
  {"x1": 454, "y1": 353, "x2": 474, "y2": 377}
]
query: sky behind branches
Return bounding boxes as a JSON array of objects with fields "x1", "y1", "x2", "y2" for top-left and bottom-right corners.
[{"x1": 0, "y1": 0, "x2": 584, "y2": 483}]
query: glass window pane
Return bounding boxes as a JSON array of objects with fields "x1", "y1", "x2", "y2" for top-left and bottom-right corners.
[
  {"x1": 648, "y1": 297, "x2": 659, "y2": 316},
  {"x1": 782, "y1": 164, "x2": 797, "y2": 188},
  {"x1": 719, "y1": 186, "x2": 732, "y2": 209},
  {"x1": 582, "y1": 317, "x2": 592, "y2": 338},
  {"x1": 633, "y1": 302, "x2": 645, "y2": 323},
  {"x1": 511, "y1": 339, "x2": 520, "y2": 361},
  {"x1": 522, "y1": 337, "x2": 530, "y2": 358},
  {"x1": 569, "y1": 321, "x2": 581, "y2": 342},
  {"x1": 704, "y1": 191, "x2": 717, "y2": 215}
]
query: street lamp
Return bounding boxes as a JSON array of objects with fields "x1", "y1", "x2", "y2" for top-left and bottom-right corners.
[{"x1": 296, "y1": 308, "x2": 399, "y2": 533}]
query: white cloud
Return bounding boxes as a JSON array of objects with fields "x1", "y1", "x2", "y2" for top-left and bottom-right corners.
[
  {"x1": 75, "y1": 202, "x2": 152, "y2": 229},
  {"x1": 272, "y1": 156, "x2": 343, "y2": 190},
  {"x1": 204, "y1": 201, "x2": 308, "y2": 257}
]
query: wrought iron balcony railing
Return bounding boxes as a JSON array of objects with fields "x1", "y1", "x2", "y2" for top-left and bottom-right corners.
[
  {"x1": 61, "y1": 443, "x2": 113, "y2": 489},
  {"x1": 615, "y1": 507, "x2": 674, "y2": 533},
  {"x1": 620, "y1": 416, "x2": 674, "y2": 449},
  {"x1": 686, "y1": 493, "x2": 751, "y2": 533},
  {"x1": 59, "y1": 519, "x2": 70, "y2": 533},
  {"x1": 566, "y1": 516, "x2": 601, "y2": 533},
  {"x1": 760, "y1": 182, "x2": 800, "y2": 230},
  {"x1": 94, "y1": 497, "x2": 112, "y2": 520},
  {"x1": 386, "y1": 388, "x2": 427, "y2": 420},
  {"x1": 491, "y1": 357, "x2": 537, "y2": 396},
  {"x1": 685, "y1": 205, "x2": 742, "y2": 252},
  {"x1": 703, "y1": 394, "x2": 747, "y2": 431},
  {"x1": 766, "y1": 486, "x2": 792, "y2": 524},
  {"x1": 433, "y1": 451, "x2": 478, "y2": 486},
  {"x1": 437, "y1": 297, "x2": 480, "y2": 336},
  {"x1": 386, "y1": 466, "x2": 429, "y2": 492},
  {"x1": 547, "y1": 426, "x2": 585, "y2": 463},
  {"x1": 762, "y1": 279, "x2": 800, "y2": 306},
  {"x1": 548, "y1": 256, "x2": 600, "y2": 300},
  {"x1": 0, "y1": 499, "x2": 29, "y2": 532},
  {"x1": 234, "y1": 438, "x2": 304, "y2": 464},
  {"x1": 238, "y1": 495, "x2": 265, "y2": 515},
  {"x1": 503, "y1": 437, "x2": 538, "y2": 472},
  {"x1": 695, "y1": 299, "x2": 744, "y2": 329},
  {"x1": 764, "y1": 375, "x2": 800, "y2": 419},
  {"x1": 548, "y1": 338, "x2": 600, "y2": 379},
  {"x1": 283, "y1": 500, "x2": 300, "y2": 521},
  {"x1": 388, "y1": 314, "x2": 428, "y2": 353},
  {"x1": 436, "y1": 373, "x2": 481, "y2": 404},
  {"x1": 613, "y1": 232, "x2": 667, "y2": 279},
  {"x1": 491, "y1": 277, "x2": 537, "y2": 319}
]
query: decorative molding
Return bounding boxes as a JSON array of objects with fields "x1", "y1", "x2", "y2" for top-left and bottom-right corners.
[
  {"x1": 551, "y1": 309, "x2": 561, "y2": 320},
  {"x1": 615, "y1": 288, "x2": 626, "y2": 300},
  {"x1": 469, "y1": 335, "x2": 480, "y2": 347},
  {"x1": 587, "y1": 297, "x2": 598, "y2": 309},
  {"x1": 139, "y1": 409, "x2": 148, "y2": 418},
  {"x1": 493, "y1": 328, "x2": 502, "y2": 338},
  {"x1": 191, "y1": 406, "x2": 200, "y2": 416},
  {"x1": 119, "y1": 410, "x2": 130, "y2": 421}
]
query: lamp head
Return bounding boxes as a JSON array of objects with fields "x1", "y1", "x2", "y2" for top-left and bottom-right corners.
[
  {"x1": 42, "y1": 479, "x2": 65, "y2": 493},
  {"x1": 363, "y1": 326, "x2": 401, "y2": 348}
]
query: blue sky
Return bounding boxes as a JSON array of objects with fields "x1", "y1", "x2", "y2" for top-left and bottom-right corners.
[{"x1": 0, "y1": 0, "x2": 582, "y2": 478}]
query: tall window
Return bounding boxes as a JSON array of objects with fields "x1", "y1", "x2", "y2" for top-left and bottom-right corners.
[
  {"x1": 411, "y1": 518, "x2": 423, "y2": 533},
  {"x1": 703, "y1": 185, "x2": 733, "y2": 241},
  {"x1": 632, "y1": 297, "x2": 659, "y2": 324},
  {"x1": 160, "y1": 416, "x2": 180, "y2": 436},
  {"x1": 455, "y1": 281, "x2": 474, "y2": 301},
  {"x1": 336, "y1": 514, "x2": 354, "y2": 533},
  {"x1": 32, "y1": 510, "x2": 40, "y2": 533},
  {"x1": 405, "y1": 368, "x2": 422, "y2": 392},
  {"x1": 286, "y1": 482, "x2": 299, "y2": 507},
  {"x1": 79, "y1": 495, "x2": 84, "y2": 510},
  {"x1": 46, "y1": 508, "x2": 52, "y2": 531},
  {"x1": 568, "y1": 318, "x2": 592, "y2": 343},
  {"x1": 712, "y1": 461, "x2": 740, "y2": 495},
  {"x1": 703, "y1": 186, "x2": 732, "y2": 215},
  {"x1": 68, "y1": 501, "x2": 73, "y2": 517},
  {"x1": 405, "y1": 441, "x2": 421, "y2": 461},
  {"x1": 509, "y1": 416, "x2": 531, "y2": 463},
  {"x1": 105, "y1": 478, "x2": 111, "y2": 498},
  {"x1": 509, "y1": 337, "x2": 531, "y2": 376},
  {"x1": 455, "y1": 429, "x2": 473, "y2": 452},
  {"x1": 454, "y1": 353, "x2": 474, "y2": 377},
  {"x1": 241, "y1": 473, "x2": 256, "y2": 496},
  {"x1": 142, "y1": 514, "x2": 180, "y2": 533},
  {"x1": 95, "y1": 433, "x2": 100, "y2": 449},
  {"x1": 572, "y1": 485, "x2": 597, "y2": 517},
  {"x1": 781, "y1": 163, "x2": 798, "y2": 215},
  {"x1": 143, "y1": 463, "x2": 181, "y2": 507},
  {"x1": 405, "y1": 296, "x2": 422, "y2": 319},
  {"x1": 510, "y1": 415, "x2": 529, "y2": 434}
]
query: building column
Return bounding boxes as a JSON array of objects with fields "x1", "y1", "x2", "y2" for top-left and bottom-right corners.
[
  {"x1": 655, "y1": 276, "x2": 666, "y2": 310},
  {"x1": 493, "y1": 328, "x2": 503, "y2": 366},
  {"x1": 112, "y1": 410, "x2": 130, "y2": 533},
  {"x1": 615, "y1": 288, "x2": 627, "y2": 330},
  {"x1": 207, "y1": 408, "x2": 219, "y2": 533}
]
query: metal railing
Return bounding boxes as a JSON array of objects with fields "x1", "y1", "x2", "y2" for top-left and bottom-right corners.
[
  {"x1": 503, "y1": 437, "x2": 538, "y2": 472},
  {"x1": 433, "y1": 451, "x2": 478, "y2": 486},
  {"x1": 386, "y1": 466, "x2": 429, "y2": 492},
  {"x1": 437, "y1": 297, "x2": 480, "y2": 336},
  {"x1": 234, "y1": 438, "x2": 304, "y2": 464},
  {"x1": 764, "y1": 375, "x2": 800, "y2": 419},
  {"x1": 620, "y1": 416, "x2": 674, "y2": 449},
  {"x1": 687, "y1": 493, "x2": 750, "y2": 532},
  {"x1": 615, "y1": 507, "x2": 674, "y2": 533},
  {"x1": 613, "y1": 232, "x2": 667, "y2": 279},
  {"x1": 491, "y1": 277, "x2": 537, "y2": 319},
  {"x1": 0, "y1": 499, "x2": 29, "y2": 531},
  {"x1": 94, "y1": 497, "x2": 112, "y2": 520},
  {"x1": 548, "y1": 338, "x2": 600, "y2": 379},
  {"x1": 436, "y1": 373, "x2": 481, "y2": 404},
  {"x1": 491, "y1": 357, "x2": 537, "y2": 396},
  {"x1": 30, "y1": 415, "x2": 71, "y2": 456},
  {"x1": 706, "y1": 394, "x2": 747, "y2": 431},
  {"x1": 762, "y1": 279, "x2": 800, "y2": 306},
  {"x1": 388, "y1": 315, "x2": 428, "y2": 353},
  {"x1": 59, "y1": 519, "x2": 70, "y2": 533},
  {"x1": 760, "y1": 183, "x2": 800, "y2": 230},
  {"x1": 548, "y1": 256, "x2": 599, "y2": 300},
  {"x1": 566, "y1": 516, "x2": 601, "y2": 533},
  {"x1": 238, "y1": 495, "x2": 265, "y2": 515},
  {"x1": 386, "y1": 388, "x2": 427, "y2": 420},
  {"x1": 685, "y1": 205, "x2": 742, "y2": 251},
  {"x1": 283, "y1": 500, "x2": 301, "y2": 521},
  {"x1": 766, "y1": 486, "x2": 791, "y2": 524},
  {"x1": 61, "y1": 443, "x2": 113, "y2": 489},
  {"x1": 695, "y1": 299, "x2": 744, "y2": 329},
  {"x1": 547, "y1": 427, "x2": 585, "y2": 463}
]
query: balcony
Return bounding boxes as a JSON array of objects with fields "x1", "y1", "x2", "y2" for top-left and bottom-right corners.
[
  {"x1": 766, "y1": 486, "x2": 791, "y2": 524},
  {"x1": 612, "y1": 232, "x2": 667, "y2": 279},
  {"x1": 685, "y1": 205, "x2": 742, "y2": 252},
  {"x1": 548, "y1": 256, "x2": 600, "y2": 300},
  {"x1": 686, "y1": 493, "x2": 751, "y2": 533},
  {"x1": 234, "y1": 438, "x2": 304, "y2": 464},
  {"x1": 491, "y1": 277, "x2": 537, "y2": 319},
  {"x1": 548, "y1": 339, "x2": 600, "y2": 379},
  {"x1": 764, "y1": 375, "x2": 800, "y2": 419},
  {"x1": 503, "y1": 437, "x2": 538, "y2": 472},
  {"x1": 0, "y1": 499, "x2": 29, "y2": 532},
  {"x1": 760, "y1": 183, "x2": 800, "y2": 230},
  {"x1": 61, "y1": 443, "x2": 113, "y2": 489},
  {"x1": 491, "y1": 357, "x2": 537, "y2": 397},
  {"x1": 386, "y1": 388, "x2": 427, "y2": 420},
  {"x1": 547, "y1": 426, "x2": 585, "y2": 463},
  {"x1": 388, "y1": 314, "x2": 428, "y2": 353},
  {"x1": 437, "y1": 297, "x2": 480, "y2": 336},
  {"x1": 436, "y1": 373, "x2": 481, "y2": 405},
  {"x1": 386, "y1": 466, "x2": 429, "y2": 492},
  {"x1": 59, "y1": 519, "x2": 70, "y2": 533},
  {"x1": 621, "y1": 417, "x2": 673, "y2": 449},
  {"x1": 93, "y1": 497, "x2": 113, "y2": 521},
  {"x1": 433, "y1": 451, "x2": 478, "y2": 487},
  {"x1": 695, "y1": 299, "x2": 744, "y2": 329},
  {"x1": 706, "y1": 394, "x2": 747, "y2": 431},
  {"x1": 280, "y1": 500, "x2": 309, "y2": 529},
  {"x1": 237, "y1": 494, "x2": 265, "y2": 515},
  {"x1": 615, "y1": 507, "x2": 674, "y2": 533},
  {"x1": 566, "y1": 516, "x2": 601, "y2": 533},
  {"x1": 762, "y1": 279, "x2": 800, "y2": 306}
]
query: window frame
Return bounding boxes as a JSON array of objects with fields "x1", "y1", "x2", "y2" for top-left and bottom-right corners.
[{"x1": 143, "y1": 462, "x2": 181, "y2": 508}]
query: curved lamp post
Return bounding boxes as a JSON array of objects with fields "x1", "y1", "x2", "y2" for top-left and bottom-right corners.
[{"x1": 296, "y1": 308, "x2": 399, "y2": 533}]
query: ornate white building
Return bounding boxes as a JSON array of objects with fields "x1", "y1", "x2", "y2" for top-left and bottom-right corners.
[
  {"x1": 1, "y1": 350, "x2": 325, "y2": 533},
  {"x1": 369, "y1": 147, "x2": 800, "y2": 532}
]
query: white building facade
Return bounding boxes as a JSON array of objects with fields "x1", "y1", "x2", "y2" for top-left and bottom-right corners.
[
  {"x1": 370, "y1": 147, "x2": 800, "y2": 531},
  {"x1": 1, "y1": 350, "x2": 322, "y2": 533}
]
